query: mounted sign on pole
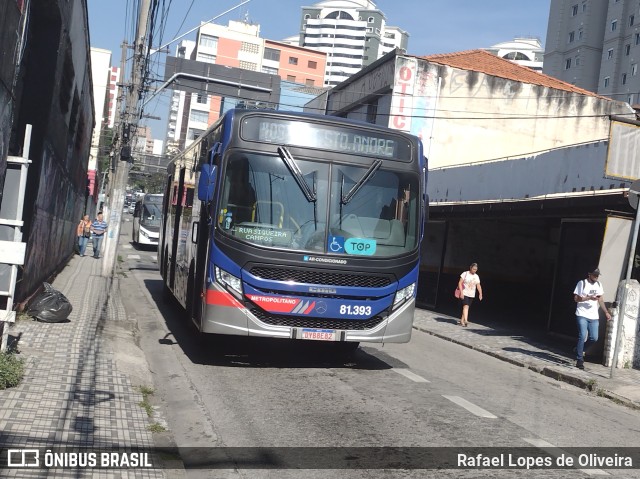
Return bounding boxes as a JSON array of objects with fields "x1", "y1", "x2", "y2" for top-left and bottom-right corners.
[{"x1": 606, "y1": 118, "x2": 640, "y2": 181}]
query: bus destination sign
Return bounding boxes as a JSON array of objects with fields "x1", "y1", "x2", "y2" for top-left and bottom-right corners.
[{"x1": 242, "y1": 117, "x2": 412, "y2": 161}]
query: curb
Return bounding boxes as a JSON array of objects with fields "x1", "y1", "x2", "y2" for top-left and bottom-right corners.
[
  {"x1": 114, "y1": 253, "x2": 189, "y2": 475},
  {"x1": 413, "y1": 325, "x2": 640, "y2": 411}
]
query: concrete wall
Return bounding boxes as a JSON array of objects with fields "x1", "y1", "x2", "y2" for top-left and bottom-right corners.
[
  {"x1": 10, "y1": 0, "x2": 95, "y2": 301},
  {"x1": 0, "y1": 0, "x2": 26, "y2": 191},
  {"x1": 426, "y1": 63, "x2": 633, "y2": 169}
]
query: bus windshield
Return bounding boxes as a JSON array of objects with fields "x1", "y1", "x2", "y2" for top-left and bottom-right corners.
[
  {"x1": 217, "y1": 152, "x2": 419, "y2": 257},
  {"x1": 140, "y1": 196, "x2": 162, "y2": 227}
]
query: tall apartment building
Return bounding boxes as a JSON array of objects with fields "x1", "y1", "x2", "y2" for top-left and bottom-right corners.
[
  {"x1": 89, "y1": 48, "x2": 112, "y2": 212},
  {"x1": 543, "y1": 0, "x2": 640, "y2": 103},
  {"x1": 135, "y1": 126, "x2": 163, "y2": 155},
  {"x1": 106, "y1": 66, "x2": 121, "y2": 128},
  {"x1": 164, "y1": 20, "x2": 327, "y2": 152},
  {"x1": 297, "y1": 0, "x2": 408, "y2": 86}
]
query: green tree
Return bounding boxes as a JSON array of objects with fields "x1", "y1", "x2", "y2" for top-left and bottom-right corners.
[{"x1": 97, "y1": 127, "x2": 115, "y2": 172}]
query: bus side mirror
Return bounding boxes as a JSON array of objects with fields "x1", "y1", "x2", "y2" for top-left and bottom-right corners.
[{"x1": 198, "y1": 164, "x2": 217, "y2": 202}]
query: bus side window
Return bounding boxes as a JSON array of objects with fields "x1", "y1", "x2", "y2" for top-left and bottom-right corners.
[{"x1": 185, "y1": 187, "x2": 195, "y2": 208}]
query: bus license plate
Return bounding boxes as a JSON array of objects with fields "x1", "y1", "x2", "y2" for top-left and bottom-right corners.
[{"x1": 300, "y1": 328, "x2": 336, "y2": 341}]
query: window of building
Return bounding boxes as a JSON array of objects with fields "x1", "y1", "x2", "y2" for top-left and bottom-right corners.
[
  {"x1": 503, "y1": 52, "x2": 530, "y2": 60},
  {"x1": 199, "y1": 34, "x2": 218, "y2": 49},
  {"x1": 188, "y1": 128, "x2": 205, "y2": 140},
  {"x1": 189, "y1": 110, "x2": 209, "y2": 123},
  {"x1": 305, "y1": 79, "x2": 315, "y2": 86},
  {"x1": 304, "y1": 14, "x2": 310, "y2": 19},
  {"x1": 582, "y1": 1, "x2": 587, "y2": 12},
  {"x1": 368, "y1": 16, "x2": 374, "y2": 22},
  {"x1": 196, "y1": 52, "x2": 216, "y2": 63},
  {"x1": 366, "y1": 100, "x2": 378, "y2": 124},
  {"x1": 263, "y1": 48, "x2": 281, "y2": 61},
  {"x1": 629, "y1": 94, "x2": 634, "y2": 104},
  {"x1": 572, "y1": 4, "x2": 578, "y2": 16},
  {"x1": 631, "y1": 15, "x2": 635, "y2": 26},
  {"x1": 241, "y1": 42, "x2": 259, "y2": 54},
  {"x1": 366, "y1": 27, "x2": 373, "y2": 32},
  {"x1": 626, "y1": 44, "x2": 631, "y2": 56},
  {"x1": 578, "y1": 29, "x2": 583, "y2": 40},
  {"x1": 568, "y1": 31, "x2": 575, "y2": 43},
  {"x1": 565, "y1": 58, "x2": 572, "y2": 70},
  {"x1": 575, "y1": 55, "x2": 580, "y2": 66},
  {"x1": 196, "y1": 93, "x2": 207, "y2": 104},
  {"x1": 287, "y1": 75, "x2": 296, "y2": 82},
  {"x1": 623, "y1": 73, "x2": 628, "y2": 85},
  {"x1": 633, "y1": 64, "x2": 638, "y2": 76},
  {"x1": 611, "y1": 20, "x2": 618, "y2": 31},
  {"x1": 608, "y1": 48, "x2": 614, "y2": 60},
  {"x1": 308, "y1": 60, "x2": 317, "y2": 69},
  {"x1": 604, "y1": 76, "x2": 610, "y2": 87},
  {"x1": 262, "y1": 66, "x2": 278, "y2": 75},
  {"x1": 239, "y1": 60, "x2": 257, "y2": 71},
  {"x1": 289, "y1": 57, "x2": 298, "y2": 65},
  {"x1": 636, "y1": 33, "x2": 640, "y2": 45}
]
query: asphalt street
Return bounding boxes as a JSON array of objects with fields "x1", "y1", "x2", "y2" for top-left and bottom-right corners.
[{"x1": 116, "y1": 218, "x2": 640, "y2": 479}]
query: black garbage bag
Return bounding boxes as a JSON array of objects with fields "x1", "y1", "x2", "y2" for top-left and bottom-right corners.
[{"x1": 27, "y1": 282, "x2": 73, "y2": 323}]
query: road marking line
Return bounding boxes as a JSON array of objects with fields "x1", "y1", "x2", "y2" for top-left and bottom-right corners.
[
  {"x1": 393, "y1": 369, "x2": 430, "y2": 383},
  {"x1": 127, "y1": 254, "x2": 141, "y2": 260},
  {"x1": 442, "y1": 395, "x2": 497, "y2": 418},
  {"x1": 122, "y1": 245, "x2": 133, "y2": 249},
  {"x1": 522, "y1": 438, "x2": 609, "y2": 476}
]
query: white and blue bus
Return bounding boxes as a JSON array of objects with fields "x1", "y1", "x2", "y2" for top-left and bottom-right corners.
[
  {"x1": 132, "y1": 193, "x2": 163, "y2": 246},
  {"x1": 159, "y1": 109, "x2": 427, "y2": 350}
]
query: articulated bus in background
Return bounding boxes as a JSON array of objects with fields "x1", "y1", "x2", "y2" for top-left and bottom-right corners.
[
  {"x1": 159, "y1": 109, "x2": 427, "y2": 351},
  {"x1": 132, "y1": 193, "x2": 163, "y2": 246}
]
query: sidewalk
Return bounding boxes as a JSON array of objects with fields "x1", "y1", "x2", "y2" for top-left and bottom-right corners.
[
  {"x1": 0, "y1": 254, "x2": 167, "y2": 478},
  {"x1": 412, "y1": 308, "x2": 640, "y2": 410}
]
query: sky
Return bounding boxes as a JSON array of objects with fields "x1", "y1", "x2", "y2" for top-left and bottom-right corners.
[{"x1": 87, "y1": 0, "x2": 552, "y2": 139}]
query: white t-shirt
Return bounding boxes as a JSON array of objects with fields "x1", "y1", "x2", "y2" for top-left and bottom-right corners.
[
  {"x1": 573, "y1": 279, "x2": 604, "y2": 320},
  {"x1": 460, "y1": 272, "x2": 480, "y2": 298}
]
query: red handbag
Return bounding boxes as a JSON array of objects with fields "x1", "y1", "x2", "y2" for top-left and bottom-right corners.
[{"x1": 454, "y1": 272, "x2": 468, "y2": 299}]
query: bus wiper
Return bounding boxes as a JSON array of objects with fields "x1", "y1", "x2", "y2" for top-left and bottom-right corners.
[
  {"x1": 277, "y1": 146, "x2": 316, "y2": 202},
  {"x1": 341, "y1": 159, "x2": 382, "y2": 205}
]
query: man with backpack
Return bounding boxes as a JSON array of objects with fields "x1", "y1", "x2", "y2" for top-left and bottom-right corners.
[{"x1": 573, "y1": 268, "x2": 612, "y2": 370}]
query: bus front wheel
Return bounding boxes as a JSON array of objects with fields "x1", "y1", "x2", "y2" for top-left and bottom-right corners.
[{"x1": 186, "y1": 264, "x2": 202, "y2": 334}]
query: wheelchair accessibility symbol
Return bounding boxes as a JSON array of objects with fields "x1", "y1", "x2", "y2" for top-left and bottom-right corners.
[{"x1": 327, "y1": 235, "x2": 345, "y2": 252}]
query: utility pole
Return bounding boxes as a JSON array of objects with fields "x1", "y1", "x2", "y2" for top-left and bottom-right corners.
[{"x1": 102, "y1": 0, "x2": 152, "y2": 278}]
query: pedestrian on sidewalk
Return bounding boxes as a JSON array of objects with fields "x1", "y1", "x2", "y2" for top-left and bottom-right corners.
[
  {"x1": 76, "y1": 214, "x2": 92, "y2": 256},
  {"x1": 458, "y1": 263, "x2": 483, "y2": 327},
  {"x1": 573, "y1": 268, "x2": 612, "y2": 369},
  {"x1": 90, "y1": 212, "x2": 108, "y2": 259}
]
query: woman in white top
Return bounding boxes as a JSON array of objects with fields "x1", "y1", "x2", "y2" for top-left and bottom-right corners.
[{"x1": 457, "y1": 263, "x2": 483, "y2": 327}]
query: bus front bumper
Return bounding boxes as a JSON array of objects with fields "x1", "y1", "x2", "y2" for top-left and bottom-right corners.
[{"x1": 202, "y1": 284, "x2": 414, "y2": 343}]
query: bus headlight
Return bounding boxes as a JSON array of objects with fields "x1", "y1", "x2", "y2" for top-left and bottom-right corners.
[
  {"x1": 393, "y1": 283, "x2": 416, "y2": 308},
  {"x1": 215, "y1": 266, "x2": 243, "y2": 296}
]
